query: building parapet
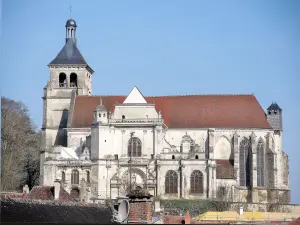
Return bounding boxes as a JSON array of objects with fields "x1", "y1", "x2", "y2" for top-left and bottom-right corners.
[{"x1": 108, "y1": 118, "x2": 164, "y2": 126}]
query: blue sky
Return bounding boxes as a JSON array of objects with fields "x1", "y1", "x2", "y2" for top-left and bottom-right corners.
[{"x1": 1, "y1": 0, "x2": 299, "y2": 203}]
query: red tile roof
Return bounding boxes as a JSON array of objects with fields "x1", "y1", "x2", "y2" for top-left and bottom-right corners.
[
  {"x1": 289, "y1": 218, "x2": 300, "y2": 225},
  {"x1": 71, "y1": 95, "x2": 272, "y2": 129},
  {"x1": 28, "y1": 186, "x2": 76, "y2": 202},
  {"x1": 163, "y1": 215, "x2": 185, "y2": 224},
  {"x1": 216, "y1": 160, "x2": 235, "y2": 179}
]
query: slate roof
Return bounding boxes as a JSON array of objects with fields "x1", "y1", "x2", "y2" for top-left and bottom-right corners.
[
  {"x1": 28, "y1": 186, "x2": 76, "y2": 202},
  {"x1": 70, "y1": 95, "x2": 272, "y2": 129},
  {"x1": 48, "y1": 39, "x2": 89, "y2": 66},
  {"x1": 267, "y1": 102, "x2": 282, "y2": 111}
]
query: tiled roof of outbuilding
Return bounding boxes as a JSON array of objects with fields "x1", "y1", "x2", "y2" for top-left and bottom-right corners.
[{"x1": 28, "y1": 186, "x2": 76, "y2": 202}]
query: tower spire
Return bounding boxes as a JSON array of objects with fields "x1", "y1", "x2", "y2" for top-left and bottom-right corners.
[{"x1": 65, "y1": 10, "x2": 77, "y2": 44}]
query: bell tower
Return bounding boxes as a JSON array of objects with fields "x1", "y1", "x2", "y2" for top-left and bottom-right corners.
[{"x1": 40, "y1": 17, "x2": 94, "y2": 184}]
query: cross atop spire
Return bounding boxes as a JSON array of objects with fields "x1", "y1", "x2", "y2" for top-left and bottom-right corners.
[{"x1": 70, "y1": 5, "x2": 72, "y2": 18}]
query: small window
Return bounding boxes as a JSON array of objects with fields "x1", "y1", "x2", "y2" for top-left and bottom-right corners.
[
  {"x1": 86, "y1": 171, "x2": 90, "y2": 183},
  {"x1": 85, "y1": 157, "x2": 88, "y2": 160},
  {"x1": 122, "y1": 115, "x2": 125, "y2": 120},
  {"x1": 103, "y1": 113, "x2": 106, "y2": 117},
  {"x1": 172, "y1": 155, "x2": 175, "y2": 160},
  {"x1": 61, "y1": 171, "x2": 65, "y2": 183},
  {"x1": 195, "y1": 155, "x2": 199, "y2": 159},
  {"x1": 151, "y1": 154, "x2": 154, "y2": 160},
  {"x1": 114, "y1": 154, "x2": 118, "y2": 160},
  {"x1": 70, "y1": 73, "x2": 78, "y2": 87},
  {"x1": 99, "y1": 113, "x2": 101, "y2": 117},
  {"x1": 59, "y1": 73, "x2": 67, "y2": 87},
  {"x1": 274, "y1": 111, "x2": 277, "y2": 114}
]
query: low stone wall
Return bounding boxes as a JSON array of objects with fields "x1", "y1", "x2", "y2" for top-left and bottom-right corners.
[{"x1": 230, "y1": 202, "x2": 300, "y2": 213}]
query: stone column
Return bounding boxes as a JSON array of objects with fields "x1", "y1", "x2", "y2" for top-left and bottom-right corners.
[
  {"x1": 207, "y1": 162, "x2": 213, "y2": 198},
  {"x1": 208, "y1": 129, "x2": 215, "y2": 159},
  {"x1": 233, "y1": 132, "x2": 239, "y2": 185},
  {"x1": 212, "y1": 162, "x2": 217, "y2": 198},
  {"x1": 156, "y1": 164, "x2": 161, "y2": 196},
  {"x1": 121, "y1": 130, "x2": 125, "y2": 157},
  {"x1": 250, "y1": 132, "x2": 258, "y2": 203}
]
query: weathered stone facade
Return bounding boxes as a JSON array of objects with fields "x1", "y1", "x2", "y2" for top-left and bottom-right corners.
[{"x1": 40, "y1": 18, "x2": 290, "y2": 204}]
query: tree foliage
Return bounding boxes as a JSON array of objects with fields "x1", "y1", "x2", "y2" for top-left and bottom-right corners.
[{"x1": 1, "y1": 97, "x2": 41, "y2": 191}]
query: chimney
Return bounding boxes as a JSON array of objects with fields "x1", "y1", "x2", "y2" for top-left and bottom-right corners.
[
  {"x1": 185, "y1": 211, "x2": 191, "y2": 224},
  {"x1": 23, "y1": 185, "x2": 29, "y2": 194},
  {"x1": 239, "y1": 206, "x2": 244, "y2": 215},
  {"x1": 54, "y1": 179, "x2": 61, "y2": 200},
  {"x1": 126, "y1": 189, "x2": 153, "y2": 224}
]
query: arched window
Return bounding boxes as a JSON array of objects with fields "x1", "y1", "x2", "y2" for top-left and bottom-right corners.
[
  {"x1": 86, "y1": 171, "x2": 90, "y2": 183},
  {"x1": 128, "y1": 137, "x2": 142, "y2": 157},
  {"x1": 70, "y1": 73, "x2": 77, "y2": 87},
  {"x1": 190, "y1": 170, "x2": 203, "y2": 194},
  {"x1": 257, "y1": 139, "x2": 265, "y2": 187},
  {"x1": 172, "y1": 155, "x2": 175, "y2": 160},
  {"x1": 239, "y1": 138, "x2": 251, "y2": 187},
  {"x1": 71, "y1": 170, "x2": 79, "y2": 184},
  {"x1": 165, "y1": 170, "x2": 178, "y2": 194},
  {"x1": 195, "y1": 155, "x2": 199, "y2": 159},
  {"x1": 190, "y1": 142, "x2": 195, "y2": 152},
  {"x1": 70, "y1": 188, "x2": 80, "y2": 201},
  {"x1": 59, "y1": 73, "x2": 67, "y2": 87},
  {"x1": 61, "y1": 171, "x2": 65, "y2": 183}
]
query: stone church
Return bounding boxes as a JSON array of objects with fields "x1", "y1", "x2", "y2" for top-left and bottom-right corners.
[{"x1": 40, "y1": 18, "x2": 290, "y2": 203}]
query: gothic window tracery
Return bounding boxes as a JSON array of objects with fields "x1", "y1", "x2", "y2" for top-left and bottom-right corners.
[
  {"x1": 165, "y1": 170, "x2": 178, "y2": 194},
  {"x1": 71, "y1": 169, "x2": 79, "y2": 184},
  {"x1": 190, "y1": 170, "x2": 203, "y2": 194},
  {"x1": 128, "y1": 137, "x2": 142, "y2": 157},
  {"x1": 257, "y1": 139, "x2": 265, "y2": 187},
  {"x1": 239, "y1": 138, "x2": 251, "y2": 187}
]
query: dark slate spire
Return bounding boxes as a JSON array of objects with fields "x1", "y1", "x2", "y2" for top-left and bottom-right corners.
[
  {"x1": 48, "y1": 39, "x2": 87, "y2": 65},
  {"x1": 48, "y1": 18, "x2": 93, "y2": 72},
  {"x1": 267, "y1": 102, "x2": 282, "y2": 111}
]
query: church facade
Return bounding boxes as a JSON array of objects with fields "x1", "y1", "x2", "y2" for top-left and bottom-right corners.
[{"x1": 40, "y1": 18, "x2": 290, "y2": 203}]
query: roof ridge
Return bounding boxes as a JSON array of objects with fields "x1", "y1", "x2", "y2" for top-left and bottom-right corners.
[
  {"x1": 145, "y1": 94, "x2": 254, "y2": 97},
  {"x1": 80, "y1": 94, "x2": 254, "y2": 98}
]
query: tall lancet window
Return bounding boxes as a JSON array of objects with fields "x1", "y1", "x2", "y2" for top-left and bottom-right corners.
[
  {"x1": 239, "y1": 138, "x2": 251, "y2": 187},
  {"x1": 257, "y1": 139, "x2": 265, "y2": 187},
  {"x1": 165, "y1": 170, "x2": 178, "y2": 194},
  {"x1": 190, "y1": 170, "x2": 203, "y2": 194},
  {"x1": 71, "y1": 170, "x2": 79, "y2": 185},
  {"x1": 128, "y1": 137, "x2": 142, "y2": 157}
]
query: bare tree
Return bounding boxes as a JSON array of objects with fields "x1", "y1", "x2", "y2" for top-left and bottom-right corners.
[{"x1": 1, "y1": 97, "x2": 41, "y2": 191}]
